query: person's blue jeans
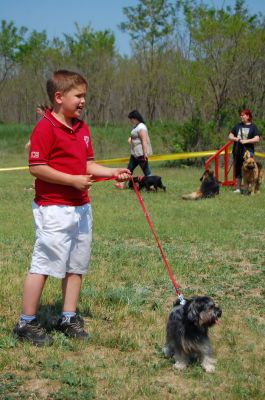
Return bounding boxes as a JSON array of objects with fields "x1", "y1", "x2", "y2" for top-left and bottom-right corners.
[{"x1": 127, "y1": 155, "x2": 152, "y2": 176}]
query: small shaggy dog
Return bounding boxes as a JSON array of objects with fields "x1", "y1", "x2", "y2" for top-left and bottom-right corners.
[
  {"x1": 182, "y1": 169, "x2": 220, "y2": 200},
  {"x1": 242, "y1": 151, "x2": 263, "y2": 195},
  {"x1": 128, "y1": 175, "x2": 166, "y2": 192},
  {"x1": 163, "y1": 296, "x2": 222, "y2": 373}
]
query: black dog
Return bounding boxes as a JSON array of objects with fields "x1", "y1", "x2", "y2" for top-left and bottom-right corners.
[
  {"x1": 128, "y1": 176, "x2": 166, "y2": 192},
  {"x1": 182, "y1": 169, "x2": 220, "y2": 200},
  {"x1": 163, "y1": 296, "x2": 222, "y2": 372}
]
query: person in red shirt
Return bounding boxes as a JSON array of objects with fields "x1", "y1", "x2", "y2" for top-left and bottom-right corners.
[{"x1": 13, "y1": 70, "x2": 131, "y2": 345}]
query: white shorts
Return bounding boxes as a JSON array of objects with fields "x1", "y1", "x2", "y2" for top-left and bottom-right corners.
[{"x1": 30, "y1": 202, "x2": 93, "y2": 278}]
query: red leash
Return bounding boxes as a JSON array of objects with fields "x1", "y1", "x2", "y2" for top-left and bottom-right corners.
[{"x1": 95, "y1": 176, "x2": 186, "y2": 304}]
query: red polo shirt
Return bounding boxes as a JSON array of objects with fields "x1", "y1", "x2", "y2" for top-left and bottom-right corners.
[{"x1": 29, "y1": 110, "x2": 94, "y2": 206}]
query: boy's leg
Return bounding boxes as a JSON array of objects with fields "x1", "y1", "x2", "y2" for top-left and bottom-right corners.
[
  {"x1": 22, "y1": 273, "x2": 47, "y2": 315},
  {"x1": 57, "y1": 204, "x2": 92, "y2": 339},
  {"x1": 57, "y1": 273, "x2": 88, "y2": 339},
  {"x1": 13, "y1": 273, "x2": 53, "y2": 346},
  {"x1": 61, "y1": 273, "x2": 82, "y2": 312}
]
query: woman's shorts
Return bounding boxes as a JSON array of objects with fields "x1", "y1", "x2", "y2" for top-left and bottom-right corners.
[{"x1": 29, "y1": 202, "x2": 93, "y2": 278}]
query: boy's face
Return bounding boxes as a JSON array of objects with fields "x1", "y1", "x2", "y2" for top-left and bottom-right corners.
[{"x1": 58, "y1": 84, "x2": 87, "y2": 119}]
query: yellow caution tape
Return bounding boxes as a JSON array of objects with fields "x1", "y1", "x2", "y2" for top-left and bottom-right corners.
[
  {"x1": 1, "y1": 150, "x2": 265, "y2": 172},
  {"x1": 0, "y1": 166, "x2": 29, "y2": 172},
  {"x1": 255, "y1": 152, "x2": 265, "y2": 159},
  {"x1": 96, "y1": 150, "x2": 221, "y2": 164}
]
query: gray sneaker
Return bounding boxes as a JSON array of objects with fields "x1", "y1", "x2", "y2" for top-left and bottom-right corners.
[
  {"x1": 57, "y1": 315, "x2": 89, "y2": 339},
  {"x1": 13, "y1": 319, "x2": 53, "y2": 346}
]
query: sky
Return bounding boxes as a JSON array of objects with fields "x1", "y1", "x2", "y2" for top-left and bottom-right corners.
[{"x1": 1, "y1": 0, "x2": 265, "y2": 55}]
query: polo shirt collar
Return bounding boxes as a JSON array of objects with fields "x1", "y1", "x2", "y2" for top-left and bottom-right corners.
[{"x1": 44, "y1": 110, "x2": 82, "y2": 133}]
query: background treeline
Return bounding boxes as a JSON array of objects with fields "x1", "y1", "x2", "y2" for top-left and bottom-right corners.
[{"x1": 0, "y1": 0, "x2": 265, "y2": 152}]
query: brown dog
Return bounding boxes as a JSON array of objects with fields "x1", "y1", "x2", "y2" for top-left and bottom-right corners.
[
  {"x1": 182, "y1": 169, "x2": 220, "y2": 200},
  {"x1": 242, "y1": 151, "x2": 263, "y2": 195}
]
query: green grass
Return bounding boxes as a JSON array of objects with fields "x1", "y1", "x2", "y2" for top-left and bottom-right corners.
[{"x1": 0, "y1": 134, "x2": 265, "y2": 398}]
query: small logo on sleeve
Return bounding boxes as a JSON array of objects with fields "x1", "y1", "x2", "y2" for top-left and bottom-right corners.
[
  {"x1": 84, "y1": 136, "x2": 90, "y2": 147},
  {"x1": 31, "y1": 151, "x2": 39, "y2": 158}
]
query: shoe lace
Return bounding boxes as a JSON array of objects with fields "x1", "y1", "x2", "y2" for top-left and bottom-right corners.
[
  {"x1": 70, "y1": 318, "x2": 85, "y2": 333},
  {"x1": 29, "y1": 321, "x2": 46, "y2": 336}
]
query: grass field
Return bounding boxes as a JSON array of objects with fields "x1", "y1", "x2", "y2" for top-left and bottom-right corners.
[
  {"x1": 1, "y1": 162, "x2": 265, "y2": 399},
  {"x1": 0, "y1": 122, "x2": 265, "y2": 399}
]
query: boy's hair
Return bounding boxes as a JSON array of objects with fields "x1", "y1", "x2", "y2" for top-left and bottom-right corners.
[
  {"x1": 46, "y1": 70, "x2": 87, "y2": 103},
  {"x1": 128, "y1": 110, "x2": 145, "y2": 123}
]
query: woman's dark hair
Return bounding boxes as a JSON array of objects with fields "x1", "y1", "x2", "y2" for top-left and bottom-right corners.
[{"x1": 128, "y1": 110, "x2": 145, "y2": 123}]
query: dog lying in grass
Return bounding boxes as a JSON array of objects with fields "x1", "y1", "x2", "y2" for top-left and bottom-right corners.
[
  {"x1": 242, "y1": 150, "x2": 263, "y2": 195},
  {"x1": 182, "y1": 169, "x2": 220, "y2": 200},
  {"x1": 128, "y1": 176, "x2": 166, "y2": 192},
  {"x1": 163, "y1": 296, "x2": 222, "y2": 373}
]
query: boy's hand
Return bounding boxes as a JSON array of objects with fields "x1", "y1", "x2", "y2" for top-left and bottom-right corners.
[
  {"x1": 112, "y1": 168, "x2": 131, "y2": 182},
  {"x1": 72, "y1": 175, "x2": 95, "y2": 191}
]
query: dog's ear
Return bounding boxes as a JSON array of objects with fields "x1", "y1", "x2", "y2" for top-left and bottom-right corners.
[
  {"x1": 200, "y1": 170, "x2": 209, "y2": 181},
  {"x1": 186, "y1": 298, "x2": 200, "y2": 322},
  {"x1": 243, "y1": 150, "x2": 250, "y2": 160}
]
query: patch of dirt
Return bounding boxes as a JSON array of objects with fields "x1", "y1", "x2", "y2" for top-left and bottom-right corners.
[{"x1": 21, "y1": 379, "x2": 61, "y2": 399}]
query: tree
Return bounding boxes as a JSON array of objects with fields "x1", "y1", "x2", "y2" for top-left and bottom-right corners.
[
  {"x1": 119, "y1": 0, "x2": 179, "y2": 120},
  {"x1": 179, "y1": 0, "x2": 265, "y2": 127},
  {"x1": 64, "y1": 24, "x2": 116, "y2": 122},
  {"x1": 0, "y1": 20, "x2": 27, "y2": 92}
]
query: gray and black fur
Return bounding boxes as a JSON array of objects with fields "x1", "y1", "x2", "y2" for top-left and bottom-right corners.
[{"x1": 163, "y1": 296, "x2": 222, "y2": 372}]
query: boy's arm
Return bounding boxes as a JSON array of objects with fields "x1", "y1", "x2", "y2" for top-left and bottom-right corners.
[
  {"x1": 86, "y1": 161, "x2": 131, "y2": 182},
  {"x1": 29, "y1": 165, "x2": 93, "y2": 191}
]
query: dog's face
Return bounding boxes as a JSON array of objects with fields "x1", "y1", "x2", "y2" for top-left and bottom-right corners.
[
  {"x1": 243, "y1": 157, "x2": 257, "y2": 171},
  {"x1": 187, "y1": 296, "x2": 222, "y2": 328},
  {"x1": 200, "y1": 169, "x2": 214, "y2": 182},
  {"x1": 199, "y1": 170, "x2": 220, "y2": 196}
]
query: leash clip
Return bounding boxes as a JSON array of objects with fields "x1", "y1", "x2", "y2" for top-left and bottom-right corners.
[{"x1": 178, "y1": 294, "x2": 186, "y2": 305}]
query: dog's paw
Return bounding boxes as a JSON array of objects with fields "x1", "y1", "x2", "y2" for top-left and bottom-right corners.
[
  {"x1": 202, "y1": 357, "x2": 216, "y2": 373},
  {"x1": 162, "y1": 346, "x2": 173, "y2": 358},
  {"x1": 173, "y1": 361, "x2": 187, "y2": 371}
]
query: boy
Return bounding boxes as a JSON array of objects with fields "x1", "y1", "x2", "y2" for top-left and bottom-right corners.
[{"x1": 13, "y1": 70, "x2": 130, "y2": 345}]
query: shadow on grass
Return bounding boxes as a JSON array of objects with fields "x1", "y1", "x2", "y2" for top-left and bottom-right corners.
[{"x1": 37, "y1": 302, "x2": 94, "y2": 332}]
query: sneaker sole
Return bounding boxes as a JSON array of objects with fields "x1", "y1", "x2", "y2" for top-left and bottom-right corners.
[{"x1": 13, "y1": 332, "x2": 53, "y2": 347}]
